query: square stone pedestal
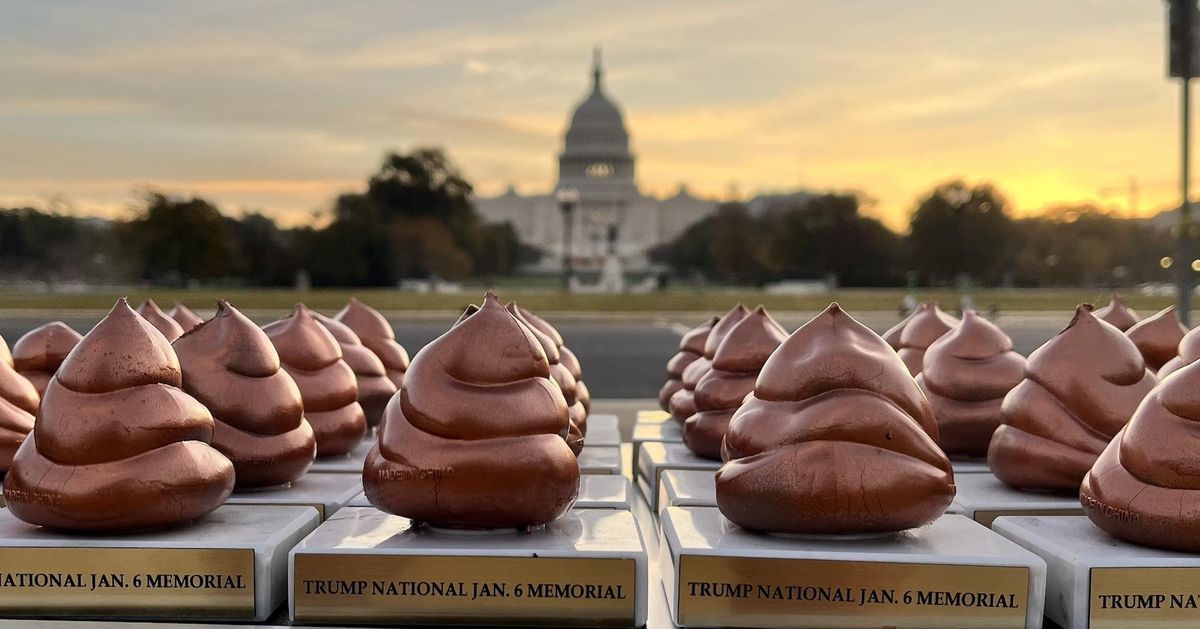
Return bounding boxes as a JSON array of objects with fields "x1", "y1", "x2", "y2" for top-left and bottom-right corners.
[
  {"x1": 347, "y1": 475, "x2": 633, "y2": 511},
  {"x1": 632, "y1": 420, "x2": 683, "y2": 471},
  {"x1": 308, "y1": 437, "x2": 374, "y2": 474},
  {"x1": 636, "y1": 443, "x2": 719, "y2": 509},
  {"x1": 0, "y1": 505, "x2": 318, "y2": 622},
  {"x1": 659, "y1": 469, "x2": 716, "y2": 510},
  {"x1": 225, "y1": 473, "x2": 363, "y2": 521},
  {"x1": 579, "y1": 445, "x2": 622, "y2": 475},
  {"x1": 994, "y1": 515, "x2": 1200, "y2": 629},
  {"x1": 952, "y1": 458, "x2": 992, "y2": 474},
  {"x1": 290, "y1": 507, "x2": 648, "y2": 627},
  {"x1": 952, "y1": 473, "x2": 1083, "y2": 527},
  {"x1": 660, "y1": 507, "x2": 1045, "y2": 628},
  {"x1": 587, "y1": 413, "x2": 622, "y2": 447},
  {"x1": 637, "y1": 409, "x2": 671, "y2": 423}
]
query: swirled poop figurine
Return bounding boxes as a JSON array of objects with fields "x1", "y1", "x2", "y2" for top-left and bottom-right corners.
[
  {"x1": 1094, "y1": 293, "x2": 1140, "y2": 332},
  {"x1": 136, "y1": 298, "x2": 185, "y2": 342},
  {"x1": 173, "y1": 301, "x2": 316, "y2": 488},
  {"x1": 514, "y1": 306, "x2": 592, "y2": 420},
  {"x1": 334, "y1": 298, "x2": 409, "y2": 387},
  {"x1": 264, "y1": 305, "x2": 366, "y2": 456},
  {"x1": 314, "y1": 312, "x2": 398, "y2": 429},
  {"x1": 1161, "y1": 322, "x2": 1200, "y2": 377},
  {"x1": 12, "y1": 321, "x2": 81, "y2": 398},
  {"x1": 669, "y1": 304, "x2": 749, "y2": 424},
  {"x1": 916, "y1": 310, "x2": 1025, "y2": 457},
  {"x1": 988, "y1": 305, "x2": 1156, "y2": 493},
  {"x1": 2, "y1": 299, "x2": 234, "y2": 531},
  {"x1": 683, "y1": 307, "x2": 787, "y2": 460},
  {"x1": 1081, "y1": 356, "x2": 1200, "y2": 551},
  {"x1": 1125, "y1": 306, "x2": 1187, "y2": 373},
  {"x1": 509, "y1": 304, "x2": 586, "y2": 443},
  {"x1": 364, "y1": 292, "x2": 579, "y2": 530},
  {"x1": 884, "y1": 303, "x2": 958, "y2": 376},
  {"x1": 716, "y1": 303, "x2": 954, "y2": 534},
  {"x1": 659, "y1": 318, "x2": 717, "y2": 411},
  {"x1": 169, "y1": 302, "x2": 206, "y2": 332},
  {"x1": 0, "y1": 334, "x2": 38, "y2": 475}
]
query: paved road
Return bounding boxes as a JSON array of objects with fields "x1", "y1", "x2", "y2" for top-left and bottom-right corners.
[{"x1": 0, "y1": 309, "x2": 1085, "y2": 399}]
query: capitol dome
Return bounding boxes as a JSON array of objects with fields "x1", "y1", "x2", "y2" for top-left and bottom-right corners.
[{"x1": 559, "y1": 48, "x2": 636, "y2": 194}]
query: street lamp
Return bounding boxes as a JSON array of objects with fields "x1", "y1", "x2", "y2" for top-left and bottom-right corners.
[{"x1": 556, "y1": 187, "x2": 580, "y2": 291}]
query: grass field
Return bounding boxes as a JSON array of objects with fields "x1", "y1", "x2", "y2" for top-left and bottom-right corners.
[{"x1": 0, "y1": 287, "x2": 1190, "y2": 313}]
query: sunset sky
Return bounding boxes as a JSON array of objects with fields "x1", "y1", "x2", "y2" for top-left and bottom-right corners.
[{"x1": 0, "y1": 0, "x2": 1187, "y2": 231}]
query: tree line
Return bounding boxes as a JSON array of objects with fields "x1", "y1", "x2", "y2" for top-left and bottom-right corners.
[
  {"x1": 653, "y1": 181, "x2": 1175, "y2": 288},
  {"x1": 0, "y1": 149, "x2": 1180, "y2": 289}
]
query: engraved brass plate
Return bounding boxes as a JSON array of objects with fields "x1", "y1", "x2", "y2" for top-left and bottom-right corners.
[
  {"x1": 0, "y1": 546, "x2": 255, "y2": 618},
  {"x1": 293, "y1": 554, "x2": 636, "y2": 626},
  {"x1": 972, "y1": 508, "x2": 1082, "y2": 528},
  {"x1": 1090, "y1": 567, "x2": 1200, "y2": 627},
  {"x1": 677, "y1": 555, "x2": 1029, "y2": 628}
]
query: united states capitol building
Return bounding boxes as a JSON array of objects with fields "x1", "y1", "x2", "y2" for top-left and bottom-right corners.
[{"x1": 474, "y1": 51, "x2": 717, "y2": 273}]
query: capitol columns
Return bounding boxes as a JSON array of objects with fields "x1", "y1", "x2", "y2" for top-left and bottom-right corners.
[{"x1": 556, "y1": 186, "x2": 580, "y2": 291}]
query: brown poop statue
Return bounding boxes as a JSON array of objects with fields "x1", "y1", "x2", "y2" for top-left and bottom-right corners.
[
  {"x1": 263, "y1": 305, "x2": 366, "y2": 456},
  {"x1": 683, "y1": 307, "x2": 787, "y2": 460},
  {"x1": 1094, "y1": 293, "x2": 1140, "y2": 332},
  {"x1": 314, "y1": 312, "x2": 398, "y2": 429},
  {"x1": 888, "y1": 303, "x2": 959, "y2": 376},
  {"x1": 510, "y1": 305, "x2": 587, "y2": 439},
  {"x1": 659, "y1": 318, "x2": 717, "y2": 411},
  {"x1": 515, "y1": 306, "x2": 592, "y2": 419},
  {"x1": 917, "y1": 310, "x2": 1025, "y2": 457},
  {"x1": 988, "y1": 305, "x2": 1156, "y2": 492},
  {"x1": 716, "y1": 304, "x2": 954, "y2": 534},
  {"x1": 0, "y1": 335, "x2": 37, "y2": 476},
  {"x1": 136, "y1": 299, "x2": 185, "y2": 342},
  {"x1": 334, "y1": 298, "x2": 409, "y2": 388},
  {"x1": 174, "y1": 301, "x2": 316, "y2": 488},
  {"x1": 363, "y1": 292, "x2": 579, "y2": 529},
  {"x1": 12, "y1": 322, "x2": 81, "y2": 398},
  {"x1": 1081, "y1": 358, "x2": 1200, "y2": 551},
  {"x1": 169, "y1": 302, "x2": 206, "y2": 332},
  {"x1": 1125, "y1": 306, "x2": 1187, "y2": 373},
  {"x1": 2, "y1": 299, "x2": 234, "y2": 530},
  {"x1": 669, "y1": 304, "x2": 749, "y2": 424},
  {"x1": 1160, "y1": 325, "x2": 1200, "y2": 378}
]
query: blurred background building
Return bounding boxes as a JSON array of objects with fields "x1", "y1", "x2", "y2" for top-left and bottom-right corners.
[{"x1": 475, "y1": 49, "x2": 716, "y2": 272}]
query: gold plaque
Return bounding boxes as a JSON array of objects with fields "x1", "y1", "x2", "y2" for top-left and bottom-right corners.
[
  {"x1": 1090, "y1": 567, "x2": 1200, "y2": 627},
  {"x1": 636, "y1": 410, "x2": 670, "y2": 424},
  {"x1": 973, "y1": 508, "x2": 1082, "y2": 528},
  {"x1": 0, "y1": 546, "x2": 255, "y2": 618},
  {"x1": 294, "y1": 554, "x2": 636, "y2": 626},
  {"x1": 676, "y1": 555, "x2": 1029, "y2": 628}
]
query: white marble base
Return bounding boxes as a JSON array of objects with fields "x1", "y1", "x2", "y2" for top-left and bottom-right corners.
[
  {"x1": 658, "y1": 469, "x2": 716, "y2": 510},
  {"x1": 951, "y1": 473, "x2": 1083, "y2": 527},
  {"x1": 225, "y1": 473, "x2": 363, "y2": 521},
  {"x1": 307, "y1": 437, "x2": 374, "y2": 474},
  {"x1": 951, "y1": 459, "x2": 992, "y2": 474},
  {"x1": 660, "y1": 507, "x2": 1045, "y2": 628},
  {"x1": 631, "y1": 419, "x2": 683, "y2": 473},
  {"x1": 637, "y1": 409, "x2": 671, "y2": 424},
  {"x1": 636, "y1": 443, "x2": 720, "y2": 509},
  {"x1": 290, "y1": 507, "x2": 648, "y2": 627},
  {"x1": 995, "y1": 515, "x2": 1200, "y2": 629},
  {"x1": 347, "y1": 475, "x2": 633, "y2": 511},
  {"x1": 0, "y1": 505, "x2": 318, "y2": 622},
  {"x1": 579, "y1": 445, "x2": 622, "y2": 475},
  {"x1": 586, "y1": 413, "x2": 622, "y2": 447}
]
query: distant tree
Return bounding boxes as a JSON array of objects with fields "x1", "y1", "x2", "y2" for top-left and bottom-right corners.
[
  {"x1": 760, "y1": 193, "x2": 903, "y2": 286},
  {"x1": 224, "y1": 213, "x2": 300, "y2": 286},
  {"x1": 119, "y1": 193, "x2": 240, "y2": 285},
  {"x1": 907, "y1": 180, "x2": 1016, "y2": 286}
]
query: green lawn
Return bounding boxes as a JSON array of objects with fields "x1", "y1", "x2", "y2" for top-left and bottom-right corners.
[{"x1": 0, "y1": 287, "x2": 1190, "y2": 313}]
